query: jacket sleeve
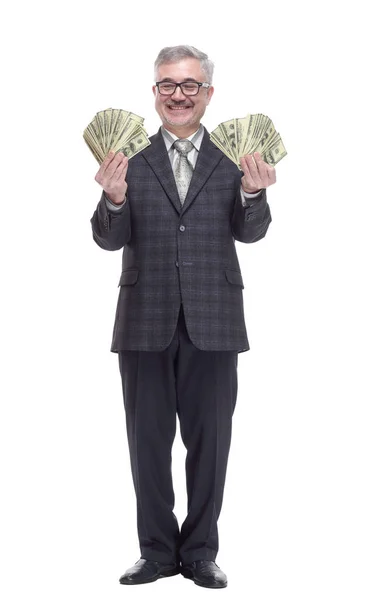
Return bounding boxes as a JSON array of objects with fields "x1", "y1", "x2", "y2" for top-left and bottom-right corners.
[
  {"x1": 90, "y1": 191, "x2": 131, "y2": 251},
  {"x1": 231, "y1": 186, "x2": 272, "y2": 243}
]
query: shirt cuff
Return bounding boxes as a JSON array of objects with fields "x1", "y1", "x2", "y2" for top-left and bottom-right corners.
[
  {"x1": 240, "y1": 187, "x2": 262, "y2": 206},
  {"x1": 105, "y1": 194, "x2": 127, "y2": 211}
]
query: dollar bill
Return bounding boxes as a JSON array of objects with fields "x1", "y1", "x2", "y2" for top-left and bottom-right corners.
[
  {"x1": 211, "y1": 124, "x2": 236, "y2": 162},
  {"x1": 116, "y1": 130, "x2": 151, "y2": 158},
  {"x1": 210, "y1": 114, "x2": 287, "y2": 168},
  {"x1": 262, "y1": 137, "x2": 287, "y2": 166},
  {"x1": 83, "y1": 117, "x2": 105, "y2": 162},
  {"x1": 83, "y1": 108, "x2": 151, "y2": 164}
]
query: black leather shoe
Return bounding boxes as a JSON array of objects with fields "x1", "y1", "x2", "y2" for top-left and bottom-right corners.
[
  {"x1": 181, "y1": 560, "x2": 228, "y2": 588},
  {"x1": 119, "y1": 558, "x2": 180, "y2": 585}
]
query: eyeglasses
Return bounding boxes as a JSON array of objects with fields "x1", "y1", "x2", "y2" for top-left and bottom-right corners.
[{"x1": 156, "y1": 81, "x2": 210, "y2": 96}]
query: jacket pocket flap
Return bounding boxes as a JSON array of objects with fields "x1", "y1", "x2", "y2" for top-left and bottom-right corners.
[
  {"x1": 225, "y1": 269, "x2": 244, "y2": 288},
  {"x1": 118, "y1": 270, "x2": 139, "y2": 286}
]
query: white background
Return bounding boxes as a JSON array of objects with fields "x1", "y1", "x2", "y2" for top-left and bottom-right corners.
[{"x1": 1, "y1": 0, "x2": 365, "y2": 598}]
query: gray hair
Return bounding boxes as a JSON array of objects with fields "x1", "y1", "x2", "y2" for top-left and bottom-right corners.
[{"x1": 154, "y1": 45, "x2": 214, "y2": 84}]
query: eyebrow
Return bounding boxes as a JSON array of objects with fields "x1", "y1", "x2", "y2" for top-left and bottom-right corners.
[{"x1": 159, "y1": 77, "x2": 198, "y2": 82}]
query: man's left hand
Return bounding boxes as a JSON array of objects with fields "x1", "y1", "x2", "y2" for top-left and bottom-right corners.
[{"x1": 240, "y1": 152, "x2": 276, "y2": 194}]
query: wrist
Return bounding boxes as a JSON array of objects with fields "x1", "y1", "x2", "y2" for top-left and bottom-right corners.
[
  {"x1": 242, "y1": 186, "x2": 261, "y2": 194},
  {"x1": 106, "y1": 193, "x2": 125, "y2": 205}
]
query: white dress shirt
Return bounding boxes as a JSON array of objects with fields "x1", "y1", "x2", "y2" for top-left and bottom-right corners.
[{"x1": 105, "y1": 125, "x2": 261, "y2": 211}]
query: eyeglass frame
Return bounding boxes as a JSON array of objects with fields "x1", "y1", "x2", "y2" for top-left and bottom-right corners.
[{"x1": 155, "y1": 80, "x2": 211, "y2": 96}]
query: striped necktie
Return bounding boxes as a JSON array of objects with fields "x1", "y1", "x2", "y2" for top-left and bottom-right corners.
[{"x1": 173, "y1": 139, "x2": 194, "y2": 205}]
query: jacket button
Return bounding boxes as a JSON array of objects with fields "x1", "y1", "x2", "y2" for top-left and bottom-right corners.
[
  {"x1": 175, "y1": 261, "x2": 179, "y2": 267},
  {"x1": 179, "y1": 225, "x2": 185, "y2": 232}
]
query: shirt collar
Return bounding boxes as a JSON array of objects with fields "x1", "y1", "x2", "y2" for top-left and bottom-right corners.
[{"x1": 161, "y1": 124, "x2": 204, "y2": 152}]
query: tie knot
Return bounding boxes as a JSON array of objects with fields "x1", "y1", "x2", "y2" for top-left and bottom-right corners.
[{"x1": 173, "y1": 139, "x2": 194, "y2": 157}]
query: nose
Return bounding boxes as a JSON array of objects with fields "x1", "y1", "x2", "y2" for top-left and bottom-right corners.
[{"x1": 170, "y1": 85, "x2": 186, "y2": 101}]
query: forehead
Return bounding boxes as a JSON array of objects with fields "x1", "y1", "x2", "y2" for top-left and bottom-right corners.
[{"x1": 156, "y1": 57, "x2": 205, "y2": 81}]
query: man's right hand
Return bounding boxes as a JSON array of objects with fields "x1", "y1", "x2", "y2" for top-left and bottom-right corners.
[{"x1": 95, "y1": 151, "x2": 128, "y2": 204}]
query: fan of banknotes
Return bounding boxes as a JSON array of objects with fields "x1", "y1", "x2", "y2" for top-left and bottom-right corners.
[
  {"x1": 210, "y1": 114, "x2": 287, "y2": 168},
  {"x1": 83, "y1": 108, "x2": 151, "y2": 164}
]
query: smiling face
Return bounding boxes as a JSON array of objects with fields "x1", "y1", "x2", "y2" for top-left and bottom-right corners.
[{"x1": 152, "y1": 57, "x2": 214, "y2": 137}]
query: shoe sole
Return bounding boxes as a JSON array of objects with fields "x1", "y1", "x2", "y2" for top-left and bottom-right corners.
[
  {"x1": 120, "y1": 566, "x2": 180, "y2": 585},
  {"x1": 181, "y1": 567, "x2": 227, "y2": 588}
]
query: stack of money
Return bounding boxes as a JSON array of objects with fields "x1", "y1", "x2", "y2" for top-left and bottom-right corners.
[
  {"x1": 83, "y1": 108, "x2": 151, "y2": 164},
  {"x1": 210, "y1": 114, "x2": 287, "y2": 168}
]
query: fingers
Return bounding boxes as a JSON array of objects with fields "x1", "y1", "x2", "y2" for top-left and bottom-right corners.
[
  {"x1": 255, "y1": 152, "x2": 268, "y2": 183},
  {"x1": 246, "y1": 153, "x2": 267, "y2": 187},
  {"x1": 255, "y1": 152, "x2": 276, "y2": 185},
  {"x1": 116, "y1": 156, "x2": 129, "y2": 181},
  {"x1": 240, "y1": 154, "x2": 261, "y2": 188},
  {"x1": 95, "y1": 151, "x2": 128, "y2": 184},
  {"x1": 106, "y1": 152, "x2": 128, "y2": 180},
  {"x1": 267, "y1": 162, "x2": 276, "y2": 185},
  {"x1": 240, "y1": 157, "x2": 256, "y2": 189},
  {"x1": 240, "y1": 152, "x2": 276, "y2": 189},
  {"x1": 95, "y1": 151, "x2": 115, "y2": 182}
]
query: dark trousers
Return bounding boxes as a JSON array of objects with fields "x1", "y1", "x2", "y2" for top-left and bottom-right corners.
[{"x1": 118, "y1": 304, "x2": 238, "y2": 566}]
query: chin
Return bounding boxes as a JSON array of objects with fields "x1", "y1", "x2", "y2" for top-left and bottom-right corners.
[
  {"x1": 164, "y1": 114, "x2": 194, "y2": 128},
  {"x1": 166, "y1": 119, "x2": 192, "y2": 128}
]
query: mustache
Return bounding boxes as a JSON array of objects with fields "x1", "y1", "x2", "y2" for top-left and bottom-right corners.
[{"x1": 166, "y1": 100, "x2": 193, "y2": 107}]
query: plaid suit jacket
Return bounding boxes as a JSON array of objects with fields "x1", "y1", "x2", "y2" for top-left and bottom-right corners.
[{"x1": 90, "y1": 127, "x2": 272, "y2": 353}]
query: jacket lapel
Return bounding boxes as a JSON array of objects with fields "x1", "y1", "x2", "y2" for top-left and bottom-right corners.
[
  {"x1": 181, "y1": 127, "x2": 223, "y2": 214},
  {"x1": 140, "y1": 129, "x2": 181, "y2": 213},
  {"x1": 140, "y1": 126, "x2": 224, "y2": 215}
]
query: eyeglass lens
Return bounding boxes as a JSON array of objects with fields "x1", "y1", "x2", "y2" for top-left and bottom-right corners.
[{"x1": 158, "y1": 82, "x2": 200, "y2": 95}]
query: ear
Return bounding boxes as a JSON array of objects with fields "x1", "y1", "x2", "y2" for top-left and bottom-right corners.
[
  {"x1": 152, "y1": 84, "x2": 157, "y2": 96},
  {"x1": 206, "y1": 86, "x2": 214, "y2": 104}
]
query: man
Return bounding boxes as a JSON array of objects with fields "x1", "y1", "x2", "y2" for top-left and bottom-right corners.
[{"x1": 90, "y1": 45, "x2": 276, "y2": 589}]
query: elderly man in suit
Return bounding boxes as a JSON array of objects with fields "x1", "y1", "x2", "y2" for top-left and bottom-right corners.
[{"x1": 90, "y1": 45, "x2": 276, "y2": 589}]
